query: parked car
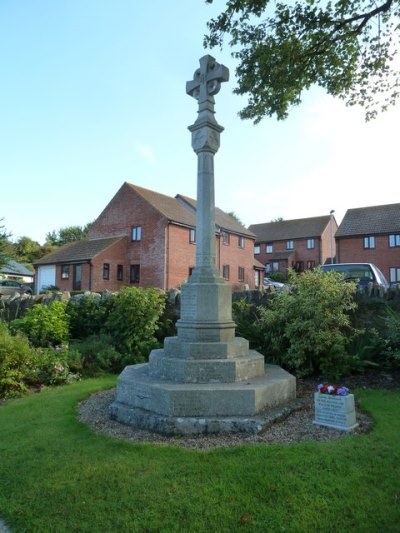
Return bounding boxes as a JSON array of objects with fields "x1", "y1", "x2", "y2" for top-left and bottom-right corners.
[
  {"x1": 0, "y1": 279, "x2": 33, "y2": 296},
  {"x1": 263, "y1": 277, "x2": 286, "y2": 289},
  {"x1": 319, "y1": 263, "x2": 389, "y2": 290}
]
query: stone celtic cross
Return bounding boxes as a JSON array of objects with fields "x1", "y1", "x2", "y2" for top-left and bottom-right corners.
[{"x1": 186, "y1": 54, "x2": 229, "y2": 104}]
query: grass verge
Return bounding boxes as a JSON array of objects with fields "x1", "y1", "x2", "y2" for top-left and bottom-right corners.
[{"x1": 0, "y1": 377, "x2": 399, "y2": 532}]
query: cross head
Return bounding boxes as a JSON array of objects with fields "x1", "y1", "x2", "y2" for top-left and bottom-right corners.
[{"x1": 186, "y1": 55, "x2": 229, "y2": 104}]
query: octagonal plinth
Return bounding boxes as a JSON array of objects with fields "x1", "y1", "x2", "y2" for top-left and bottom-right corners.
[{"x1": 110, "y1": 363, "x2": 296, "y2": 435}]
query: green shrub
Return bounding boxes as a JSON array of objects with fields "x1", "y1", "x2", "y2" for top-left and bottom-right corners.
[
  {"x1": 69, "y1": 334, "x2": 123, "y2": 375},
  {"x1": 105, "y1": 287, "x2": 165, "y2": 364},
  {"x1": 10, "y1": 301, "x2": 69, "y2": 347},
  {"x1": 381, "y1": 306, "x2": 400, "y2": 368},
  {"x1": 66, "y1": 294, "x2": 112, "y2": 340},
  {"x1": 268, "y1": 271, "x2": 286, "y2": 283},
  {"x1": 257, "y1": 268, "x2": 358, "y2": 378},
  {"x1": 0, "y1": 322, "x2": 36, "y2": 398},
  {"x1": 232, "y1": 298, "x2": 265, "y2": 352},
  {"x1": 27, "y1": 346, "x2": 74, "y2": 386}
]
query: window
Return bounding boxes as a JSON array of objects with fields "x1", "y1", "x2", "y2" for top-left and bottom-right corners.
[
  {"x1": 131, "y1": 225, "x2": 142, "y2": 241},
  {"x1": 286, "y1": 240, "x2": 294, "y2": 250},
  {"x1": 238, "y1": 236, "x2": 244, "y2": 248},
  {"x1": 266, "y1": 262, "x2": 279, "y2": 273},
  {"x1": 389, "y1": 234, "x2": 400, "y2": 247},
  {"x1": 307, "y1": 239, "x2": 315, "y2": 249},
  {"x1": 266, "y1": 243, "x2": 273, "y2": 253},
  {"x1": 254, "y1": 244, "x2": 260, "y2": 255},
  {"x1": 222, "y1": 231, "x2": 230, "y2": 245},
  {"x1": 294, "y1": 261, "x2": 304, "y2": 273},
  {"x1": 307, "y1": 260, "x2": 316, "y2": 270},
  {"x1": 364, "y1": 236, "x2": 375, "y2": 249},
  {"x1": 117, "y1": 264, "x2": 123, "y2": 281},
  {"x1": 130, "y1": 264, "x2": 140, "y2": 283},
  {"x1": 103, "y1": 263, "x2": 110, "y2": 280},
  {"x1": 390, "y1": 267, "x2": 400, "y2": 283},
  {"x1": 189, "y1": 228, "x2": 196, "y2": 244},
  {"x1": 254, "y1": 270, "x2": 260, "y2": 288},
  {"x1": 222, "y1": 264, "x2": 230, "y2": 280},
  {"x1": 238, "y1": 266, "x2": 245, "y2": 282},
  {"x1": 61, "y1": 265, "x2": 70, "y2": 279}
]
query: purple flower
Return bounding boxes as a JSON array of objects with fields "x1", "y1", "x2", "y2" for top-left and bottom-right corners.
[
  {"x1": 317, "y1": 384, "x2": 324, "y2": 391},
  {"x1": 337, "y1": 387, "x2": 350, "y2": 396}
]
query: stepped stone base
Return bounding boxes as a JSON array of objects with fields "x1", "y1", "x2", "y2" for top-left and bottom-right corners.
[{"x1": 110, "y1": 364, "x2": 296, "y2": 435}]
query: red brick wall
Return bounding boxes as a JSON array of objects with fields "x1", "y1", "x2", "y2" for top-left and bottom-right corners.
[
  {"x1": 255, "y1": 238, "x2": 322, "y2": 276},
  {"x1": 54, "y1": 239, "x2": 128, "y2": 292},
  {"x1": 217, "y1": 234, "x2": 257, "y2": 289},
  {"x1": 89, "y1": 183, "x2": 167, "y2": 289},
  {"x1": 166, "y1": 224, "x2": 196, "y2": 288},
  {"x1": 166, "y1": 226, "x2": 257, "y2": 289},
  {"x1": 321, "y1": 219, "x2": 338, "y2": 264},
  {"x1": 337, "y1": 235, "x2": 400, "y2": 281}
]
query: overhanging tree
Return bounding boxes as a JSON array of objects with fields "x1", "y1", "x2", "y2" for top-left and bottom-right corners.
[
  {"x1": 0, "y1": 220, "x2": 11, "y2": 270},
  {"x1": 205, "y1": 0, "x2": 400, "y2": 122}
]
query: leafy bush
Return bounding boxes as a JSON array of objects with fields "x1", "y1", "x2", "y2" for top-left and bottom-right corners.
[
  {"x1": 69, "y1": 334, "x2": 123, "y2": 375},
  {"x1": 10, "y1": 301, "x2": 70, "y2": 347},
  {"x1": 232, "y1": 298, "x2": 265, "y2": 352},
  {"x1": 381, "y1": 306, "x2": 400, "y2": 368},
  {"x1": 268, "y1": 271, "x2": 286, "y2": 283},
  {"x1": 0, "y1": 322, "x2": 36, "y2": 398},
  {"x1": 256, "y1": 269, "x2": 358, "y2": 378},
  {"x1": 66, "y1": 294, "x2": 112, "y2": 339},
  {"x1": 28, "y1": 346, "x2": 74, "y2": 386},
  {"x1": 105, "y1": 287, "x2": 165, "y2": 364}
]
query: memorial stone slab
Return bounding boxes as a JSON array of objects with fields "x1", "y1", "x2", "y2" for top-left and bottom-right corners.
[{"x1": 313, "y1": 393, "x2": 358, "y2": 431}]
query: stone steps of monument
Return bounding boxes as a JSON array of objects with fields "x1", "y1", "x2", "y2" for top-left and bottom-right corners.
[
  {"x1": 148, "y1": 348, "x2": 265, "y2": 383},
  {"x1": 112, "y1": 363, "x2": 296, "y2": 418}
]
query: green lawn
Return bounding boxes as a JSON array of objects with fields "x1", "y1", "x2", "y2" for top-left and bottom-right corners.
[{"x1": 0, "y1": 377, "x2": 399, "y2": 533}]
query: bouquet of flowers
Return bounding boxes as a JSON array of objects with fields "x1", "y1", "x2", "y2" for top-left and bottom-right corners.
[{"x1": 317, "y1": 384, "x2": 350, "y2": 396}]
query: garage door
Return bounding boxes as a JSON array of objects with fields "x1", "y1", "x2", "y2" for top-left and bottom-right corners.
[{"x1": 36, "y1": 265, "x2": 56, "y2": 294}]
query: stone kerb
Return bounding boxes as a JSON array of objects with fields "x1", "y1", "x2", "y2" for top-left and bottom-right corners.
[{"x1": 313, "y1": 393, "x2": 358, "y2": 431}]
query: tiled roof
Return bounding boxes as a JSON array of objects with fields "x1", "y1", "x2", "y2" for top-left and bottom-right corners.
[
  {"x1": 33, "y1": 237, "x2": 124, "y2": 265},
  {"x1": 1, "y1": 259, "x2": 34, "y2": 277},
  {"x1": 249, "y1": 215, "x2": 332, "y2": 243},
  {"x1": 336, "y1": 203, "x2": 400, "y2": 237},
  {"x1": 127, "y1": 183, "x2": 254, "y2": 237}
]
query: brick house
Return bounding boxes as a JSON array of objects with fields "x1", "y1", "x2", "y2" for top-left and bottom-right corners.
[
  {"x1": 249, "y1": 215, "x2": 338, "y2": 277},
  {"x1": 34, "y1": 182, "x2": 260, "y2": 293},
  {"x1": 335, "y1": 203, "x2": 400, "y2": 284}
]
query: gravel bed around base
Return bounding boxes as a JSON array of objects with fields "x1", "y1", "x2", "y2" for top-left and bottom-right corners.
[{"x1": 76, "y1": 375, "x2": 390, "y2": 450}]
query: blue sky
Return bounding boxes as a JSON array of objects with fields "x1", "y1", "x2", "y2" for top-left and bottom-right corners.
[{"x1": 1, "y1": 0, "x2": 399, "y2": 245}]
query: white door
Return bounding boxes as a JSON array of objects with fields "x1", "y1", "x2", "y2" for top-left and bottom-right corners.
[{"x1": 36, "y1": 265, "x2": 56, "y2": 294}]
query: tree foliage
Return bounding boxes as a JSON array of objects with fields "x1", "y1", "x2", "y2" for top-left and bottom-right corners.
[
  {"x1": 0, "y1": 220, "x2": 11, "y2": 270},
  {"x1": 205, "y1": 0, "x2": 400, "y2": 121},
  {"x1": 45, "y1": 223, "x2": 92, "y2": 247}
]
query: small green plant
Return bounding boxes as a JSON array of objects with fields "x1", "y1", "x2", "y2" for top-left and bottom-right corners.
[
  {"x1": 0, "y1": 322, "x2": 36, "y2": 398},
  {"x1": 382, "y1": 305, "x2": 400, "y2": 368},
  {"x1": 257, "y1": 268, "x2": 359, "y2": 378},
  {"x1": 28, "y1": 346, "x2": 75, "y2": 386},
  {"x1": 66, "y1": 294, "x2": 112, "y2": 339},
  {"x1": 105, "y1": 287, "x2": 165, "y2": 363},
  {"x1": 69, "y1": 334, "x2": 123, "y2": 375},
  {"x1": 10, "y1": 300, "x2": 70, "y2": 347}
]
